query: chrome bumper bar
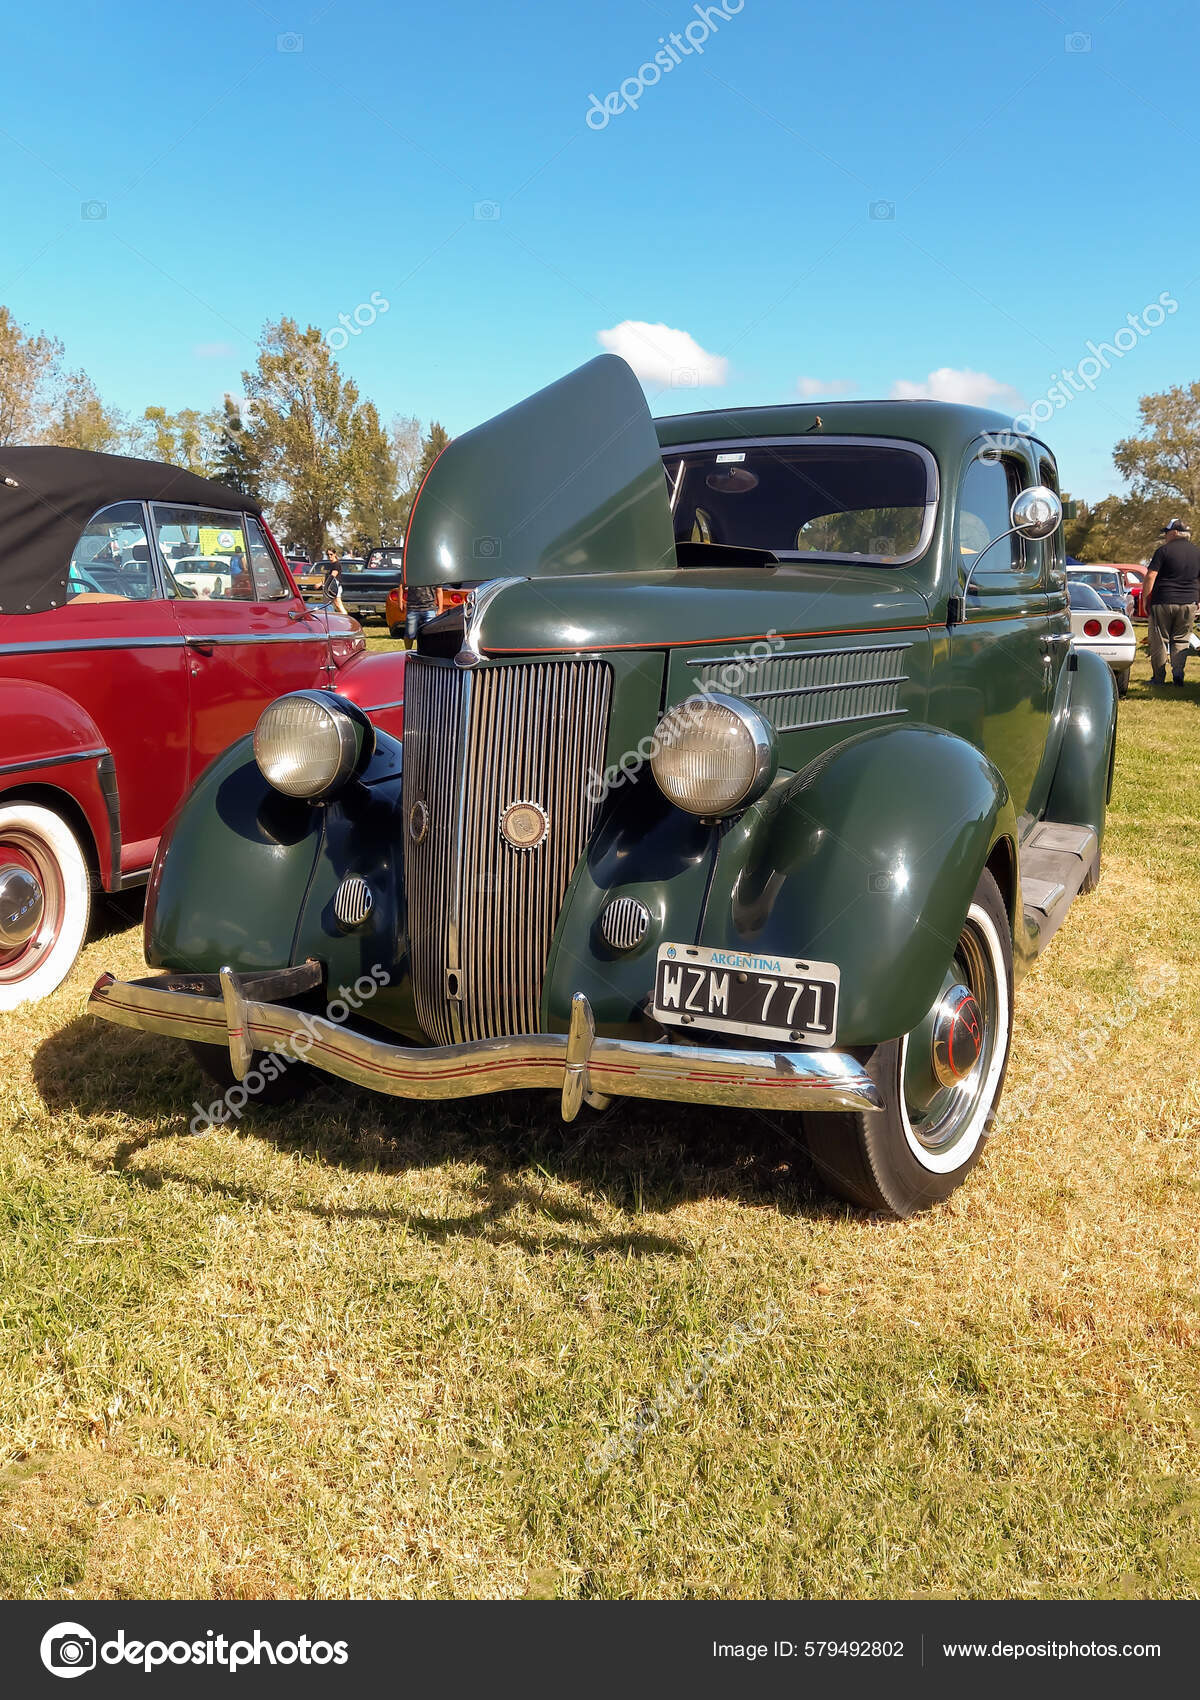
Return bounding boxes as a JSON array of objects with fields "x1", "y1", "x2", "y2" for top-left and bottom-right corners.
[{"x1": 87, "y1": 968, "x2": 883, "y2": 1119}]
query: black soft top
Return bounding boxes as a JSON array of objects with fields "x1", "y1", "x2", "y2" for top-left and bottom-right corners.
[{"x1": 0, "y1": 445, "x2": 263, "y2": 614}]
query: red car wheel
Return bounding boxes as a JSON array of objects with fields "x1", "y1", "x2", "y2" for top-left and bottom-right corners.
[{"x1": 0, "y1": 803, "x2": 92, "y2": 1009}]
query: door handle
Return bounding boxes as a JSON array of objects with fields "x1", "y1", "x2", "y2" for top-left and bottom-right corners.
[{"x1": 184, "y1": 635, "x2": 215, "y2": 654}]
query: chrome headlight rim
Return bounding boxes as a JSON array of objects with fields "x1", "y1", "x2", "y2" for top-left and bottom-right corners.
[
  {"x1": 650, "y1": 690, "x2": 778, "y2": 817},
  {"x1": 253, "y1": 689, "x2": 375, "y2": 802}
]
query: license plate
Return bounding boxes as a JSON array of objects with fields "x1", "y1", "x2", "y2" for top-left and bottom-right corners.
[{"x1": 652, "y1": 943, "x2": 840, "y2": 1047}]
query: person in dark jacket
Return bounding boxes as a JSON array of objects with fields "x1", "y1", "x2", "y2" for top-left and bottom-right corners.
[
  {"x1": 405, "y1": 579, "x2": 437, "y2": 644},
  {"x1": 323, "y1": 548, "x2": 347, "y2": 617},
  {"x1": 1144, "y1": 518, "x2": 1200, "y2": 685}
]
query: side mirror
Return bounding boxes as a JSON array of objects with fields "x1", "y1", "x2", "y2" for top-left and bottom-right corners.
[{"x1": 1010, "y1": 485, "x2": 1062, "y2": 539}]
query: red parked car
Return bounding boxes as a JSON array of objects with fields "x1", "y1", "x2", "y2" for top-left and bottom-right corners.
[{"x1": 0, "y1": 447, "x2": 405, "y2": 1008}]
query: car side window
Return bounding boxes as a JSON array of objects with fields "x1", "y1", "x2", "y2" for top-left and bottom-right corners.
[
  {"x1": 151, "y1": 505, "x2": 255, "y2": 601},
  {"x1": 245, "y1": 517, "x2": 292, "y2": 601},
  {"x1": 1039, "y1": 454, "x2": 1066, "y2": 590},
  {"x1": 68, "y1": 501, "x2": 159, "y2": 601},
  {"x1": 957, "y1": 455, "x2": 1029, "y2": 582}
]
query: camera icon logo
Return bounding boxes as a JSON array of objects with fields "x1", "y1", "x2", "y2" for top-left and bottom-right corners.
[
  {"x1": 869, "y1": 200, "x2": 896, "y2": 221},
  {"x1": 80, "y1": 201, "x2": 107, "y2": 221},
  {"x1": 1065, "y1": 31, "x2": 1091, "y2": 52},
  {"x1": 40, "y1": 1623, "x2": 96, "y2": 1679},
  {"x1": 474, "y1": 200, "x2": 502, "y2": 221},
  {"x1": 473, "y1": 536, "x2": 502, "y2": 559},
  {"x1": 276, "y1": 31, "x2": 304, "y2": 52},
  {"x1": 670, "y1": 367, "x2": 700, "y2": 388}
]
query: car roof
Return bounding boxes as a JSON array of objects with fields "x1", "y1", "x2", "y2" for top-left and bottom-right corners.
[
  {"x1": 0, "y1": 445, "x2": 262, "y2": 614},
  {"x1": 655, "y1": 398, "x2": 1028, "y2": 458}
]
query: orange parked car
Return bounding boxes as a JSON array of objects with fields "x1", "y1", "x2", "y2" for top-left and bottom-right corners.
[{"x1": 384, "y1": 582, "x2": 469, "y2": 640}]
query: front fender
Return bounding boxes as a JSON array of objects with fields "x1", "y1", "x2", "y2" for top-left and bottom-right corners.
[
  {"x1": 1043, "y1": 648, "x2": 1118, "y2": 844},
  {"x1": 145, "y1": 727, "x2": 415, "y2": 1033},
  {"x1": 700, "y1": 725, "x2": 1017, "y2": 1046}
]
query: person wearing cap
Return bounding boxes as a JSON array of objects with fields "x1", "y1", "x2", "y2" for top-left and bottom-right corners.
[{"x1": 1143, "y1": 518, "x2": 1199, "y2": 685}]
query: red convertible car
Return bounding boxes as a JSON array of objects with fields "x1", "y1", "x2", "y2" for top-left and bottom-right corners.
[{"x1": 0, "y1": 447, "x2": 406, "y2": 1008}]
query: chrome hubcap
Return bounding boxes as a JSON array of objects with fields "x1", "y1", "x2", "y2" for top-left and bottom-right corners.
[
  {"x1": 931, "y1": 983, "x2": 983, "y2": 1088},
  {"x1": 0, "y1": 863, "x2": 44, "y2": 950}
]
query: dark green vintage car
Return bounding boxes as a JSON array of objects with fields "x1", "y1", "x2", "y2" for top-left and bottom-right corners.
[{"x1": 90, "y1": 355, "x2": 1116, "y2": 1216}]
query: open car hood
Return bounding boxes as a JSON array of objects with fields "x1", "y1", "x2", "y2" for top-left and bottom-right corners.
[{"x1": 402, "y1": 355, "x2": 677, "y2": 587}]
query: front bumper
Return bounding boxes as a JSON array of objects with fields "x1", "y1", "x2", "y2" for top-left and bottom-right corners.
[{"x1": 88, "y1": 966, "x2": 883, "y2": 1120}]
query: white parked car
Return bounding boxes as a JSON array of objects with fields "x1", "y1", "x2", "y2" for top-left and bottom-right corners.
[
  {"x1": 1069, "y1": 578, "x2": 1135, "y2": 696},
  {"x1": 169, "y1": 554, "x2": 231, "y2": 598}
]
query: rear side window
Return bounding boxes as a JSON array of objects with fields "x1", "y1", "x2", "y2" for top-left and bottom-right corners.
[{"x1": 68, "y1": 501, "x2": 159, "y2": 601}]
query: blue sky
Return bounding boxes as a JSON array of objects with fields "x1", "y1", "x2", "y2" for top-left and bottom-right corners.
[{"x1": 3, "y1": 0, "x2": 1198, "y2": 499}]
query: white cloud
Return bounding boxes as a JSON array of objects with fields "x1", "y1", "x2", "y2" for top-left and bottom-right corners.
[
  {"x1": 796, "y1": 376, "x2": 855, "y2": 398},
  {"x1": 597, "y1": 320, "x2": 728, "y2": 389},
  {"x1": 193, "y1": 341, "x2": 236, "y2": 359},
  {"x1": 889, "y1": 366, "x2": 1022, "y2": 409}
]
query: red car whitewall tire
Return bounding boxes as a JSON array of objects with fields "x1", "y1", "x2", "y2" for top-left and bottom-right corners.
[{"x1": 0, "y1": 802, "x2": 92, "y2": 1010}]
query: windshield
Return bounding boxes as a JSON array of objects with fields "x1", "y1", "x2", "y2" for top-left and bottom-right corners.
[
  {"x1": 1068, "y1": 580, "x2": 1108, "y2": 610},
  {"x1": 661, "y1": 439, "x2": 936, "y2": 565}
]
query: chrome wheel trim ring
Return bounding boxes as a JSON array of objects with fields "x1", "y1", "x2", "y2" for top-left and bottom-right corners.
[
  {"x1": 0, "y1": 833, "x2": 65, "y2": 983},
  {"x1": 899, "y1": 902, "x2": 1009, "y2": 1175}
]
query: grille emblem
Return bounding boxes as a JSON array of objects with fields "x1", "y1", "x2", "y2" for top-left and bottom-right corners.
[
  {"x1": 500, "y1": 799, "x2": 549, "y2": 850},
  {"x1": 408, "y1": 799, "x2": 430, "y2": 844},
  {"x1": 333, "y1": 874, "x2": 373, "y2": 931}
]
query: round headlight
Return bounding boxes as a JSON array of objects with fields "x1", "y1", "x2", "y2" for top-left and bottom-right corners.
[
  {"x1": 650, "y1": 692, "x2": 777, "y2": 816},
  {"x1": 253, "y1": 691, "x2": 374, "y2": 800}
]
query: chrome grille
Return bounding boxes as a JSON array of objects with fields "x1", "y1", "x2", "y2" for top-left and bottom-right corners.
[
  {"x1": 689, "y1": 643, "x2": 911, "y2": 732},
  {"x1": 402, "y1": 658, "x2": 467, "y2": 1043},
  {"x1": 403, "y1": 656, "x2": 613, "y2": 1042}
]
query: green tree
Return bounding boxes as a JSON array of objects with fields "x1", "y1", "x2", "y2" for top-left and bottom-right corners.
[
  {"x1": 46, "y1": 371, "x2": 125, "y2": 452},
  {"x1": 211, "y1": 396, "x2": 264, "y2": 498},
  {"x1": 242, "y1": 318, "x2": 360, "y2": 561},
  {"x1": 0, "y1": 306, "x2": 63, "y2": 444},
  {"x1": 1113, "y1": 382, "x2": 1200, "y2": 513},
  {"x1": 346, "y1": 399, "x2": 403, "y2": 551},
  {"x1": 131, "y1": 405, "x2": 221, "y2": 471},
  {"x1": 416, "y1": 420, "x2": 451, "y2": 488}
]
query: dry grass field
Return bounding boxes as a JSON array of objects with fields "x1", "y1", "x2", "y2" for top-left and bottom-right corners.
[{"x1": 1, "y1": 642, "x2": 1198, "y2": 1600}]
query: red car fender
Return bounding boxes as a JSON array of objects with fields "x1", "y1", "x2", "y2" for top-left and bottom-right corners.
[
  {"x1": 332, "y1": 650, "x2": 406, "y2": 740},
  {"x1": 0, "y1": 677, "x2": 117, "y2": 886}
]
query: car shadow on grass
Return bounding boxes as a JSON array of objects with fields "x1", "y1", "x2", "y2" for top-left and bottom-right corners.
[{"x1": 35, "y1": 1016, "x2": 848, "y2": 1235}]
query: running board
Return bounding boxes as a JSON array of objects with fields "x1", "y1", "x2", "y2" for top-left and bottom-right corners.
[{"x1": 1020, "y1": 822, "x2": 1098, "y2": 953}]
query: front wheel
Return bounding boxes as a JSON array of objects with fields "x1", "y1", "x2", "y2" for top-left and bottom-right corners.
[
  {"x1": 0, "y1": 803, "x2": 92, "y2": 1010},
  {"x1": 804, "y1": 870, "x2": 1013, "y2": 1217},
  {"x1": 388, "y1": 623, "x2": 405, "y2": 640}
]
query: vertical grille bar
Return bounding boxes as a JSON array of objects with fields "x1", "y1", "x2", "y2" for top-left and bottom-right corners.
[
  {"x1": 403, "y1": 655, "x2": 613, "y2": 1042},
  {"x1": 402, "y1": 658, "x2": 467, "y2": 1044}
]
